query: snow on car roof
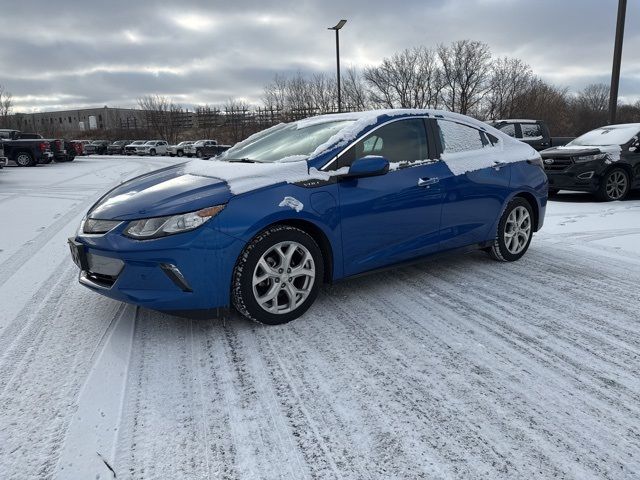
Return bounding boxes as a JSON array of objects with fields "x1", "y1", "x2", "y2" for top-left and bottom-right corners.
[{"x1": 183, "y1": 109, "x2": 539, "y2": 194}]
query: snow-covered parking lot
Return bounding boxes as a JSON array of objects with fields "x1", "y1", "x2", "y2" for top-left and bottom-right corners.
[{"x1": 1, "y1": 156, "x2": 639, "y2": 480}]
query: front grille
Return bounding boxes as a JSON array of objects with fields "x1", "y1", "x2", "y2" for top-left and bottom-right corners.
[{"x1": 543, "y1": 157, "x2": 573, "y2": 172}]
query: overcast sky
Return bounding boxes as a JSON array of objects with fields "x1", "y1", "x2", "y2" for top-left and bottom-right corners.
[{"x1": 1, "y1": 0, "x2": 639, "y2": 113}]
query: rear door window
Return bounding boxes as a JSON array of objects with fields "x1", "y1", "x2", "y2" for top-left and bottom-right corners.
[
  {"x1": 498, "y1": 123, "x2": 516, "y2": 137},
  {"x1": 520, "y1": 123, "x2": 543, "y2": 140},
  {"x1": 436, "y1": 120, "x2": 487, "y2": 154}
]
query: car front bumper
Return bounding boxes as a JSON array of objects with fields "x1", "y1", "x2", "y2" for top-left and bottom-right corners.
[
  {"x1": 544, "y1": 159, "x2": 607, "y2": 192},
  {"x1": 70, "y1": 223, "x2": 247, "y2": 316}
]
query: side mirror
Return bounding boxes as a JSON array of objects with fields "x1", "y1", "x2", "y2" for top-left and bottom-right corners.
[{"x1": 346, "y1": 156, "x2": 390, "y2": 178}]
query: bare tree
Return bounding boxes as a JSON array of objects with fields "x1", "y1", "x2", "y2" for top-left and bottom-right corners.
[
  {"x1": 137, "y1": 95, "x2": 186, "y2": 144},
  {"x1": 0, "y1": 84, "x2": 13, "y2": 128},
  {"x1": 342, "y1": 67, "x2": 369, "y2": 111},
  {"x1": 510, "y1": 78, "x2": 572, "y2": 135},
  {"x1": 438, "y1": 40, "x2": 492, "y2": 114},
  {"x1": 263, "y1": 74, "x2": 288, "y2": 112},
  {"x1": 363, "y1": 47, "x2": 442, "y2": 109},
  {"x1": 484, "y1": 57, "x2": 534, "y2": 119},
  {"x1": 309, "y1": 73, "x2": 337, "y2": 112},
  {"x1": 569, "y1": 83, "x2": 610, "y2": 134}
]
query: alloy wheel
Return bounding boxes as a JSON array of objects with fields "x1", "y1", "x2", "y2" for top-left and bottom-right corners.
[
  {"x1": 504, "y1": 206, "x2": 531, "y2": 255},
  {"x1": 605, "y1": 171, "x2": 627, "y2": 200},
  {"x1": 252, "y1": 241, "x2": 315, "y2": 314},
  {"x1": 17, "y1": 154, "x2": 31, "y2": 166}
]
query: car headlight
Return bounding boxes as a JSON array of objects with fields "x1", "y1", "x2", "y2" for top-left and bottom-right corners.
[
  {"x1": 124, "y1": 205, "x2": 225, "y2": 239},
  {"x1": 575, "y1": 153, "x2": 607, "y2": 163}
]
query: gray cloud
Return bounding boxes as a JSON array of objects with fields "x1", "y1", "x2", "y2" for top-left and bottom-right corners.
[{"x1": 1, "y1": 0, "x2": 639, "y2": 111}]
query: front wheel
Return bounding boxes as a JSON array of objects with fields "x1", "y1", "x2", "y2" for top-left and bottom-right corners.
[
  {"x1": 487, "y1": 197, "x2": 534, "y2": 262},
  {"x1": 149, "y1": 149, "x2": 156, "y2": 156},
  {"x1": 177, "y1": 151, "x2": 184, "y2": 157},
  {"x1": 597, "y1": 168, "x2": 629, "y2": 201},
  {"x1": 232, "y1": 225, "x2": 323, "y2": 325}
]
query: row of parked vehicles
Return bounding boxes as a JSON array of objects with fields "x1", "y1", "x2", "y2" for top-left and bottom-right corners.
[
  {"x1": 0, "y1": 130, "x2": 232, "y2": 167},
  {"x1": 78, "y1": 139, "x2": 231, "y2": 159},
  {"x1": 491, "y1": 119, "x2": 640, "y2": 201},
  {"x1": 0, "y1": 129, "x2": 79, "y2": 167}
]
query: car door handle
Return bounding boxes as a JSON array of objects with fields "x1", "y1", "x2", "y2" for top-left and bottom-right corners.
[{"x1": 418, "y1": 177, "x2": 439, "y2": 187}]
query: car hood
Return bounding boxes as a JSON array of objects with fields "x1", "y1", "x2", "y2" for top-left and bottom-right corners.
[
  {"x1": 540, "y1": 145, "x2": 610, "y2": 157},
  {"x1": 88, "y1": 163, "x2": 232, "y2": 221}
]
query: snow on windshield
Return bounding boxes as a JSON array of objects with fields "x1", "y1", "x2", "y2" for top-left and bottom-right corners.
[
  {"x1": 220, "y1": 120, "x2": 355, "y2": 163},
  {"x1": 568, "y1": 125, "x2": 640, "y2": 146}
]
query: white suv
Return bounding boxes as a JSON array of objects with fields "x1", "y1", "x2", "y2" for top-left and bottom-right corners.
[{"x1": 135, "y1": 140, "x2": 168, "y2": 156}]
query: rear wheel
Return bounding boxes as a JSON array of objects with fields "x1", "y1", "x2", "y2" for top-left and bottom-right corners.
[
  {"x1": 149, "y1": 149, "x2": 156, "y2": 156},
  {"x1": 232, "y1": 225, "x2": 323, "y2": 325},
  {"x1": 196, "y1": 150, "x2": 203, "y2": 158},
  {"x1": 487, "y1": 197, "x2": 534, "y2": 262},
  {"x1": 177, "y1": 150, "x2": 184, "y2": 157},
  {"x1": 597, "y1": 168, "x2": 629, "y2": 201},
  {"x1": 15, "y1": 152, "x2": 35, "y2": 167}
]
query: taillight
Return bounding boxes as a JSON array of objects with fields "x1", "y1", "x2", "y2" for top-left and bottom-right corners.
[{"x1": 39, "y1": 142, "x2": 49, "y2": 152}]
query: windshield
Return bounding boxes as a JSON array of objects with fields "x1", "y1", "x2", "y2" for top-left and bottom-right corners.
[
  {"x1": 178, "y1": 141, "x2": 192, "y2": 146},
  {"x1": 194, "y1": 141, "x2": 205, "y2": 146},
  {"x1": 220, "y1": 120, "x2": 355, "y2": 163},
  {"x1": 568, "y1": 125, "x2": 640, "y2": 146}
]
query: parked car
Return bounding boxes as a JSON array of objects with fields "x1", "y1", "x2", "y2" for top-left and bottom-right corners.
[
  {"x1": 489, "y1": 119, "x2": 574, "y2": 151},
  {"x1": 199, "y1": 142, "x2": 231, "y2": 159},
  {"x1": 73, "y1": 140, "x2": 92, "y2": 155},
  {"x1": 68, "y1": 109, "x2": 546, "y2": 324},
  {"x1": 124, "y1": 140, "x2": 147, "y2": 155},
  {"x1": 0, "y1": 129, "x2": 54, "y2": 166},
  {"x1": 0, "y1": 137, "x2": 52, "y2": 166},
  {"x1": 184, "y1": 139, "x2": 219, "y2": 158},
  {"x1": 540, "y1": 123, "x2": 640, "y2": 201},
  {"x1": 69, "y1": 140, "x2": 85, "y2": 156},
  {"x1": 135, "y1": 140, "x2": 168, "y2": 156},
  {"x1": 167, "y1": 141, "x2": 194, "y2": 157},
  {"x1": 84, "y1": 140, "x2": 110, "y2": 155},
  {"x1": 107, "y1": 140, "x2": 132, "y2": 155}
]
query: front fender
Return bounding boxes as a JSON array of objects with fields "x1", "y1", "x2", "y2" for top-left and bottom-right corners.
[{"x1": 214, "y1": 182, "x2": 343, "y2": 278}]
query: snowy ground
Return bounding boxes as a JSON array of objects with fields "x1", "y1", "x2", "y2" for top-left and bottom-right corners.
[{"x1": 0, "y1": 156, "x2": 639, "y2": 480}]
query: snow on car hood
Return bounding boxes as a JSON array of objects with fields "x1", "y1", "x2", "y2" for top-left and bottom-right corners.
[
  {"x1": 183, "y1": 159, "x2": 346, "y2": 194},
  {"x1": 89, "y1": 160, "x2": 346, "y2": 220},
  {"x1": 553, "y1": 144, "x2": 622, "y2": 161}
]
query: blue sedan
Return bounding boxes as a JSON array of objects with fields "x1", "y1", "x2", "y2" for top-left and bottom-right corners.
[{"x1": 69, "y1": 109, "x2": 547, "y2": 324}]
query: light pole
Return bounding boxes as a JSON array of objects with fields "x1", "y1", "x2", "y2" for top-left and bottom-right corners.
[
  {"x1": 328, "y1": 19, "x2": 347, "y2": 113},
  {"x1": 609, "y1": 0, "x2": 627, "y2": 124}
]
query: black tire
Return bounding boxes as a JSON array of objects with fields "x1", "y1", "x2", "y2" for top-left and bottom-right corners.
[
  {"x1": 149, "y1": 149, "x2": 156, "y2": 156},
  {"x1": 177, "y1": 150, "x2": 184, "y2": 157},
  {"x1": 487, "y1": 197, "x2": 534, "y2": 262},
  {"x1": 597, "y1": 168, "x2": 630, "y2": 201},
  {"x1": 232, "y1": 225, "x2": 324, "y2": 325},
  {"x1": 40, "y1": 156, "x2": 53, "y2": 164},
  {"x1": 196, "y1": 150, "x2": 203, "y2": 158},
  {"x1": 15, "y1": 151, "x2": 35, "y2": 167}
]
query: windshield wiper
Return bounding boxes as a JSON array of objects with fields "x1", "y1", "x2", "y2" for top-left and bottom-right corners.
[{"x1": 227, "y1": 158, "x2": 260, "y2": 163}]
